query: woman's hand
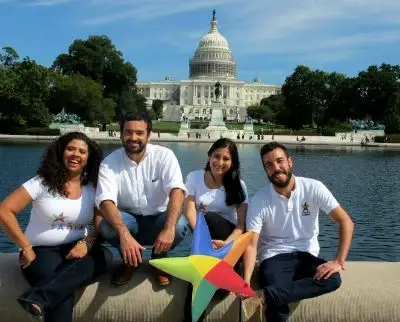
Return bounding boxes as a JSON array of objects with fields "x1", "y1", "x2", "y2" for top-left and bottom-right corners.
[
  {"x1": 212, "y1": 239, "x2": 226, "y2": 249},
  {"x1": 196, "y1": 203, "x2": 207, "y2": 214},
  {"x1": 65, "y1": 241, "x2": 88, "y2": 260},
  {"x1": 19, "y1": 248, "x2": 36, "y2": 269}
]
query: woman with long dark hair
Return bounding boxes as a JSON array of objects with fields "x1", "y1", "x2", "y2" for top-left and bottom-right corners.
[
  {"x1": 183, "y1": 138, "x2": 248, "y2": 321},
  {"x1": 0, "y1": 132, "x2": 111, "y2": 322}
]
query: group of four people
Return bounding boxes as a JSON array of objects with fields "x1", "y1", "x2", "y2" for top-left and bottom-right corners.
[{"x1": 0, "y1": 112, "x2": 354, "y2": 322}]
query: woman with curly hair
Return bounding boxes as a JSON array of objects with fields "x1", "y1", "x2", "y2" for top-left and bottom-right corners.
[{"x1": 0, "y1": 131, "x2": 111, "y2": 322}]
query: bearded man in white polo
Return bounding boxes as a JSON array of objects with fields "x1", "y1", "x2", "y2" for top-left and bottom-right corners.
[
  {"x1": 95, "y1": 112, "x2": 189, "y2": 286},
  {"x1": 243, "y1": 142, "x2": 354, "y2": 322}
]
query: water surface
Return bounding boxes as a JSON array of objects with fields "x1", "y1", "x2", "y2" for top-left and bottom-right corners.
[{"x1": 1, "y1": 142, "x2": 399, "y2": 261}]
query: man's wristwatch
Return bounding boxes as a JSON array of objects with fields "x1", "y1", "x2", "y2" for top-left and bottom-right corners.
[{"x1": 78, "y1": 238, "x2": 95, "y2": 251}]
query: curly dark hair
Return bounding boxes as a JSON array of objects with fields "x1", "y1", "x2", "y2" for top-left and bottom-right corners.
[{"x1": 37, "y1": 132, "x2": 103, "y2": 197}]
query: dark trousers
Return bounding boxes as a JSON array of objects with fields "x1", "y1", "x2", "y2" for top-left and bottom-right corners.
[
  {"x1": 259, "y1": 251, "x2": 342, "y2": 322},
  {"x1": 183, "y1": 213, "x2": 237, "y2": 322},
  {"x1": 18, "y1": 242, "x2": 111, "y2": 322}
]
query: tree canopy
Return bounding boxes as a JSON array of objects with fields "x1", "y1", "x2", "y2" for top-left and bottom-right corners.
[
  {"x1": 52, "y1": 35, "x2": 146, "y2": 118},
  {"x1": 1, "y1": 37, "x2": 400, "y2": 135},
  {"x1": 279, "y1": 64, "x2": 400, "y2": 133},
  {"x1": 0, "y1": 36, "x2": 146, "y2": 132}
]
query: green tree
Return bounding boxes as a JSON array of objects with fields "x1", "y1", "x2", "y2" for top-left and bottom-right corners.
[
  {"x1": 325, "y1": 77, "x2": 359, "y2": 122},
  {"x1": 356, "y1": 64, "x2": 400, "y2": 122},
  {"x1": 260, "y1": 94, "x2": 285, "y2": 123},
  {"x1": 0, "y1": 53, "x2": 52, "y2": 128},
  {"x1": 151, "y1": 99, "x2": 164, "y2": 120},
  {"x1": 384, "y1": 91, "x2": 400, "y2": 134},
  {"x1": 282, "y1": 66, "x2": 318, "y2": 129},
  {"x1": 246, "y1": 104, "x2": 262, "y2": 120},
  {"x1": 0, "y1": 46, "x2": 19, "y2": 67},
  {"x1": 49, "y1": 73, "x2": 115, "y2": 124},
  {"x1": 113, "y1": 90, "x2": 147, "y2": 119},
  {"x1": 0, "y1": 66, "x2": 23, "y2": 131},
  {"x1": 52, "y1": 35, "x2": 145, "y2": 119}
]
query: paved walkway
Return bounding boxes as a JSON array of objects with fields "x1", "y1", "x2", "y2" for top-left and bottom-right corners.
[{"x1": 1, "y1": 133, "x2": 400, "y2": 149}]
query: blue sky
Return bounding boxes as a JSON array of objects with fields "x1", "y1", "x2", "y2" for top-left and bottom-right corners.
[{"x1": 1, "y1": 0, "x2": 400, "y2": 85}]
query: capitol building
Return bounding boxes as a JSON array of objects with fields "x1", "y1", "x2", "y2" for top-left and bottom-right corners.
[{"x1": 137, "y1": 10, "x2": 281, "y2": 122}]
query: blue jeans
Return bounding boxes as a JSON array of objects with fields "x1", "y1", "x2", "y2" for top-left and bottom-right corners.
[
  {"x1": 18, "y1": 242, "x2": 112, "y2": 322},
  {"x1": 99, "y1": 211, "x2": 189, "y2": 258},
  {"x1": 259, "y1": 251, "x2": 342, "y2": 322}
]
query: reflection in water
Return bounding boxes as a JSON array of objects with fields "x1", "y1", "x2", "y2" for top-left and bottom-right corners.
[{"x1": 0, "y1": 142, "x2": 399, "y2": 261}]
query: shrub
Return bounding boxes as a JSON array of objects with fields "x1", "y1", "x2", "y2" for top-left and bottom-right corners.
[
  {"x1": 373, "y1": 135, "x2": 400, "y2": 143},
  {"x1": 321, "y1": 120, "x2": 352, "y2": 136},
  {"x1": 189, "y1": 122, "x2": 208, "y2": 130},
  {"x1": 0, "y1": 119, "x2": 28, "y2": 134},
  {"x1": 26, "y1": 128, "x2": 61, "y2": 136},
  {"x1": 374, "y1": 136, "x2": 385, "y2": 143}
]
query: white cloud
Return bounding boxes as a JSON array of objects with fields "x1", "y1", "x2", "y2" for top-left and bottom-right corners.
[
  {"x1": 78, "y1": 0, "x2": 400, "y2": 65},
  {"x1": 17, "y1": 0, "x2": 400, "y2": 67},
  {"x1": 226, "y1": 1, "x2": 400, "y2": 50},
  {"x1": 28, "y1": 0, "x2": 77, "y2": 6},
  {"x1": 83, "y1": 0, "x2": 241, "y2": 25}
]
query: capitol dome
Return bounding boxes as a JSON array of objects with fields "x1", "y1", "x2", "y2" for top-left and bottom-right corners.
[{"x1": 189, "y1": 10, "x2": 236, "y2": 79}]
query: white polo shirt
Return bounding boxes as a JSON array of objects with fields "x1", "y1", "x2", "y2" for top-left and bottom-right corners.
[
  {"x1": 95, "y1": 144, "x2": 186, "y2": 216},
  {"x1": 185, "y1": 169, "x2": 248, "y2": 225},
  {"x1": 246, "y1": 176, "x2": 339, "y2": 263}
]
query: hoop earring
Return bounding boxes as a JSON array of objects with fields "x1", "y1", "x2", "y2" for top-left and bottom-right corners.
[
  {"x1": 231, "y1": 170, "x2": 237, "y2": 179},
  {"x1": 81, "y1": 167, "x2": 88, "y2": 183}
]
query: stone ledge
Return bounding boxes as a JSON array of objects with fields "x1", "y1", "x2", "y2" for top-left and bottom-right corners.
[{"x1": 0, "y1": 253, "x2": 399, "y2": 321}]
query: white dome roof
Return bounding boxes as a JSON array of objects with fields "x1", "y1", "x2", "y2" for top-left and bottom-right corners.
[
  {"x1": 189, "y1": 10, "x2": 236, "y2": 79},
  {"x1": 197, "y1": 20, "x2": 230, "y2": 50}
]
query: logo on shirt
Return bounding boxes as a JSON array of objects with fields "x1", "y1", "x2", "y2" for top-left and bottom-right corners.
[
  {"x1": 51, "y1": 213, "x2": 68, "y2": 223},
  {"x1": 49, "y1": 212, "x2": 84, "y2": 231},
  {"x1": 302, "y1": 203, "x2": 311, "y2": 216}
]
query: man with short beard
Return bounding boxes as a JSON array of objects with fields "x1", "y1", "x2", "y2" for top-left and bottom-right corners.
[
  {"x1": 243, "y1": 142, "x2": 354, "y2": 322},
  {"x1": 95, "y1": 112, "x2": 189, "y2": 286}
]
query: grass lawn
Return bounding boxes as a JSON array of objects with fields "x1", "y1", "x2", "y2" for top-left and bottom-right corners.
[{"x1": 152, "y1": 121, "x2": 181, "y2": 132}]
